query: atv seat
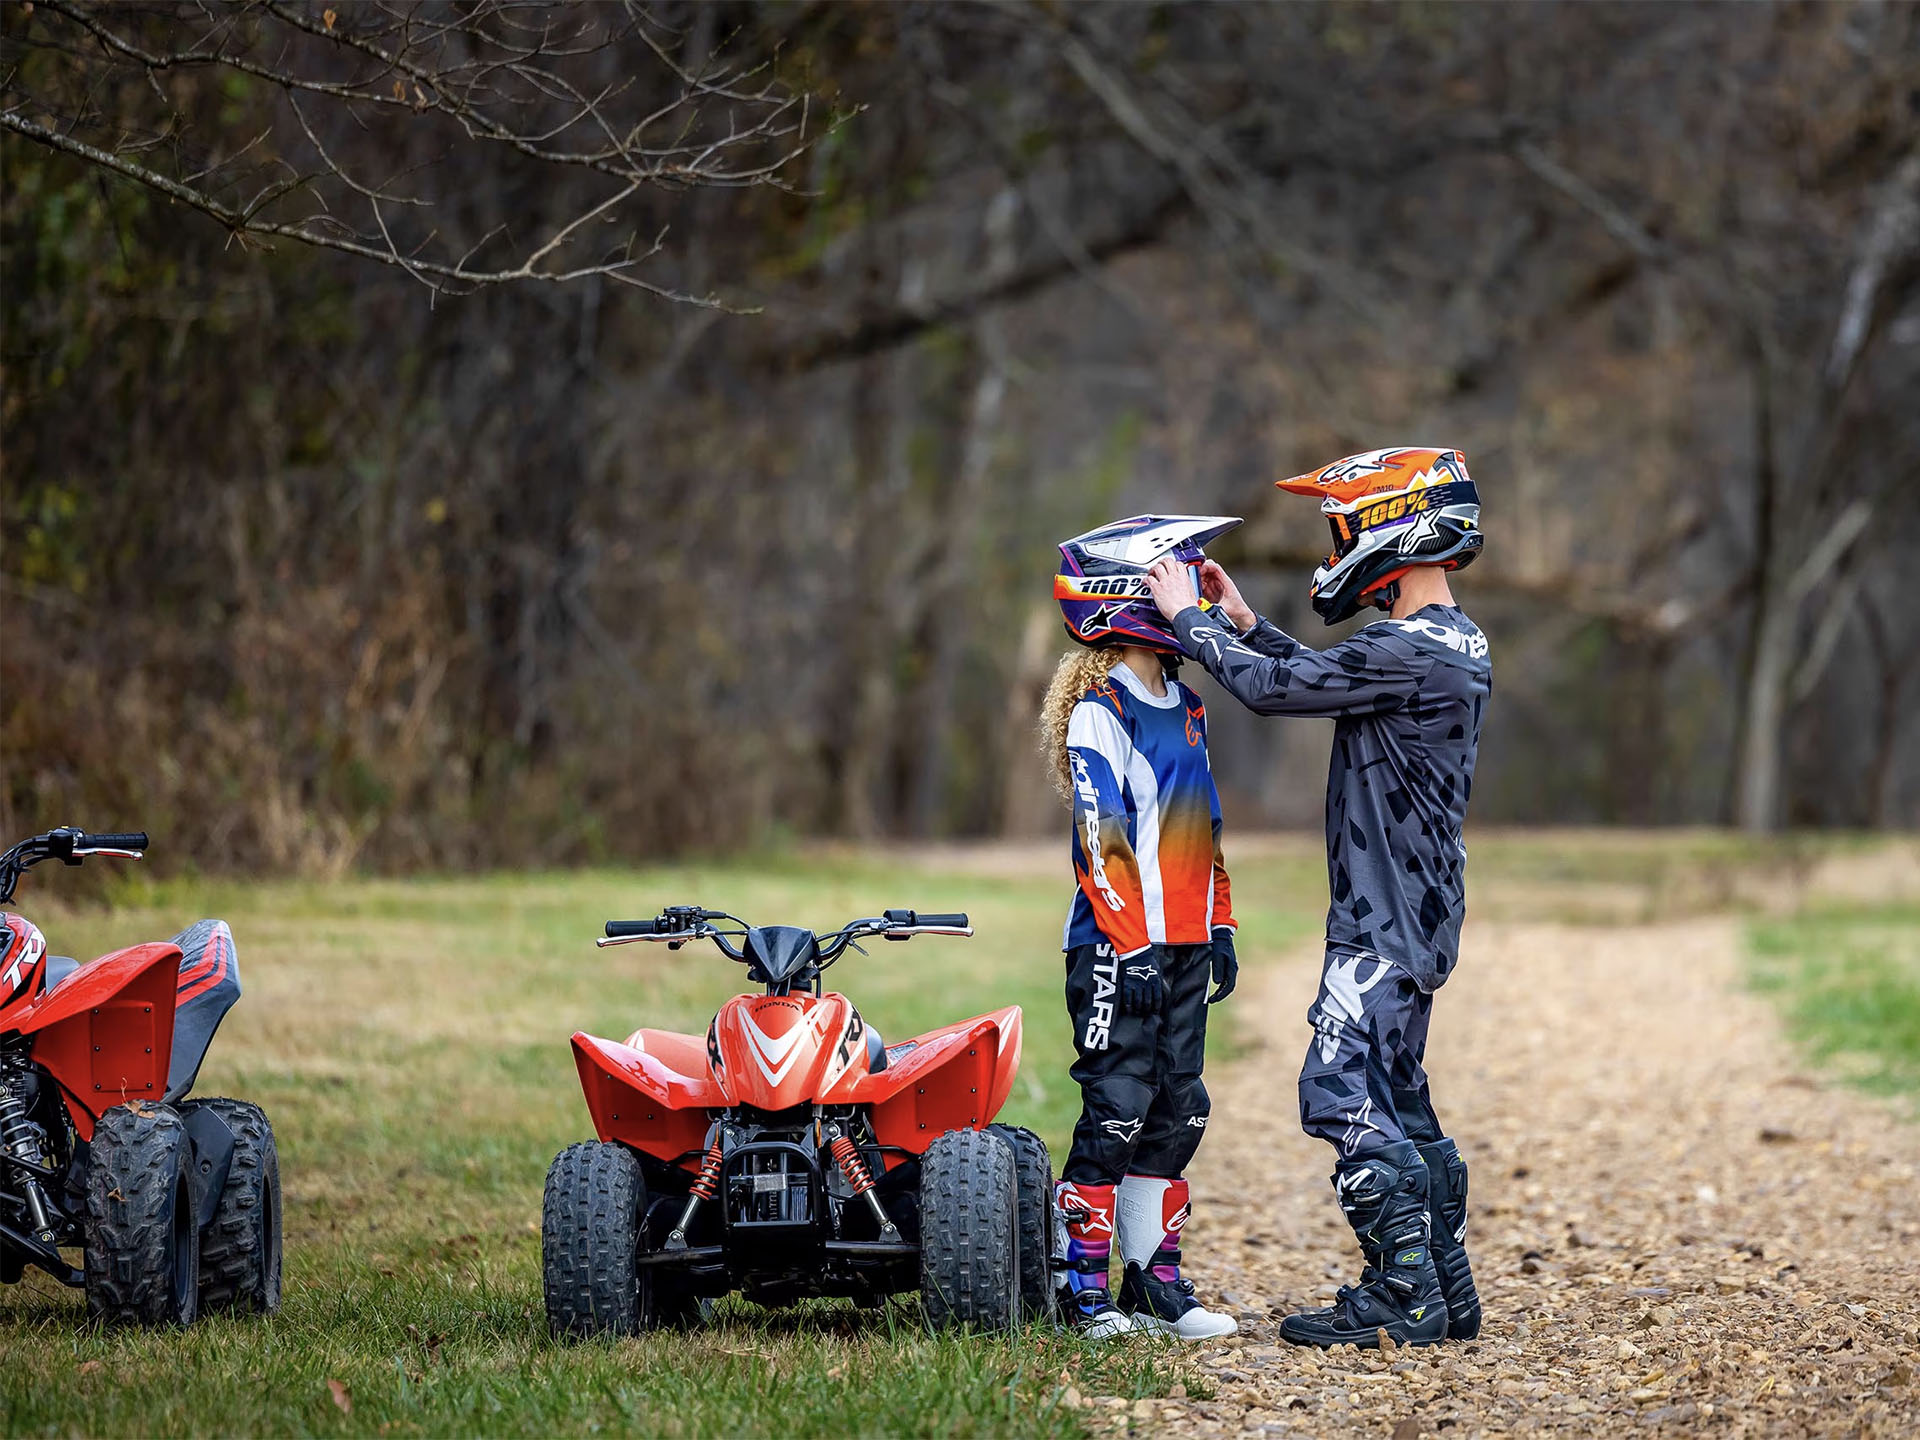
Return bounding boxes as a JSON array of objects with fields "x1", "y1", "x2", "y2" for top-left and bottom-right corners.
[
  {"x1": 866, "y1": 1025, "x2": 888, "y2": 1074},
  {"x1": 43, "y1": 955, "x2": 80, "y2": 992}
]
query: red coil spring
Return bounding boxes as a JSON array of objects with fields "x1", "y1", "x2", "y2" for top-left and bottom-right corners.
[
  {"x1": 829, "y1": 1135, "x2": 877, "y2": 1196},
  {"x1": 688, "y1": 1141, "x2": 724, "y2": 1201}
]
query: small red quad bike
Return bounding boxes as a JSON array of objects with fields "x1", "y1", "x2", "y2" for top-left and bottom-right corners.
[
  {"x1": 543, "y1": 906, "x2": 1055, "y2": 1335},
  {"x1": 0, "y1": 827, "x2": 282, "y2": 1325}
]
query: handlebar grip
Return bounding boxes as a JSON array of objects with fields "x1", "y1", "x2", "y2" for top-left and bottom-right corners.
[
  {"x1": 916, "y1": 913, "x2": 969, "y2": 928},
  {"x1": 604, "y1": 919, "x2": 661, "y2": 937},
  {"x1": 82, "y1": 832, "x2": 148, "y2": 850}
]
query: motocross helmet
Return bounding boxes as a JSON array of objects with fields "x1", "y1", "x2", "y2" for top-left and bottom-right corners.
[
  {"x1": 1055, "y1": 514, "x2": 1243, "y2": 652},
  {"x1": 1276, "y1": 447, "x2": 1482, "y2": 624}
]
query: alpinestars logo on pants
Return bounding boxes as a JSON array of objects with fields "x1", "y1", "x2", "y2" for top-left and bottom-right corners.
[
  {"x1": 1084, "y1": 947, "x2": 1118, "y2": 1051},
  {"x1": 1311, "y1": 954, "x2": 1393, "y2": 1063},
  {"x1": 1101, "y1": 1117, "x2": 1143, "y2": 1144}
]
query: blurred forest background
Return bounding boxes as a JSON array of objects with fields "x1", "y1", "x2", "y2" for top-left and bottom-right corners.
[{"x1": 3, "y1": 0, "x2": 1919, "y2": 876}]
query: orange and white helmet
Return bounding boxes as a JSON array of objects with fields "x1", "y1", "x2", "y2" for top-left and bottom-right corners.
[{"x1": 1277, "y1": 447, "x2": 1482, "y2": 624}]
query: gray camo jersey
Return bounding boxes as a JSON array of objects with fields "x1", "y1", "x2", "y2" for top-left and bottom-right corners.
[{"x1": 1172, "y1": 603, "x2": 1491, "y2": 991}]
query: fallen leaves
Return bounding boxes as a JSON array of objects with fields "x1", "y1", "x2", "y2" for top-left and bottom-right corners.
[{"x1": 326, "y1": 1378, "x2": 351, "y2": 1415}]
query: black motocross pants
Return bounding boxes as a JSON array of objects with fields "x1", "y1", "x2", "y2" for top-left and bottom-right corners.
[{"x1": 1061, "y1": 941, "x2": 1213, "y2": 1183}]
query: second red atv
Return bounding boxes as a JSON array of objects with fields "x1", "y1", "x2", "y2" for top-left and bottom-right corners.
[
  {"x1": 542, "y1": 905, "x2": 1054, "y2": 1334},
  {"x1": 0, "y1": 827, "x2": 282, "y2": 1326}
]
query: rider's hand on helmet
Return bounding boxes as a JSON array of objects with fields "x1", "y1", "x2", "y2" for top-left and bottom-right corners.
[
  {"x1": 1144, "y1": 557, "x2": 1201, "y2": 622},
  {"x1": 1119, "y1": 952, "x2": 1168, "y2": 1016},
  {"x1": 1199, "y1": 560, "x2": 1257, "y2": 634},
  {"x1": 1207, "y1": 927, "x2": 1238, "y2": 1004}
]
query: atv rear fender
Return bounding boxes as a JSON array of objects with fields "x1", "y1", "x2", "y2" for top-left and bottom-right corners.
[
  {"x1": 859, "y1": 1005, "x2": 1022, "y2": 1158},
  {"x1": 20, "y1": 942, "x2": 181, "y2": 1140},
  {"x1": 571, "y1": 1032, "x2": 720, "y2": 1168}
]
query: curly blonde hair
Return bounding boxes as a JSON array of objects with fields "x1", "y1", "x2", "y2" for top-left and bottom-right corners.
[{"x1": 1039, "y1": 647, "x2": 1126, "y2": 805}]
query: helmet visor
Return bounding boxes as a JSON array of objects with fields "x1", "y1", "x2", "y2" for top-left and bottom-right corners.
[{"x1": 1326, "y1": 510, "x2": 1359, "y2": 566}]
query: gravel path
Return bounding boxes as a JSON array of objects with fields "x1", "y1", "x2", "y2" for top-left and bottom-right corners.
[{"x1": 1126, "y1": 916, "x2": 1920, "y2": 1438}]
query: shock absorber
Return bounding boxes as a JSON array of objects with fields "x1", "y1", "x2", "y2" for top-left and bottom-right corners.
[
  {"x1": 826, "y1": 1126, "x2": 901, "y2": 1242},
  {"x1": 666, "y1": 1136, "x2": 725, "y2": 1251},
  {"x1": 0, "y1": 1068, "x2": 55, "y2": 1243}
]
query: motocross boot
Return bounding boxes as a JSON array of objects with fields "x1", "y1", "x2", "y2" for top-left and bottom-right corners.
[
  {"x1": 1418, "y1": 1138, "x2": 1482, "y2": 1340},
  {"x1": 1114, "y1": 1175, "x2": 1237, "y2": 1339},
  {"x1": 1279, "y1": 1141, "x2": 1449, "y2": 1349},
  {"x1": 1054, "y1": 1180, "x2": 1134, "y2": 1338}
]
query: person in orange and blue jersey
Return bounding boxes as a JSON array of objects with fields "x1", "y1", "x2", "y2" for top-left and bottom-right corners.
[{"x1": 1039, "y1": 515, "x2": 1244, "y2": 1341}]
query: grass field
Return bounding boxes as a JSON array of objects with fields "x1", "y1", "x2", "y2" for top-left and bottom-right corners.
[
  {"x1": 2, "y1": 832, "x2": 1913, "y2": 1436},
  {"x1": 1, "y1": 844, "x2": 1323, "y2": 1437},
  {"x1": 1748, "y1": 901, "x2": 1920, "y2": 1103}
]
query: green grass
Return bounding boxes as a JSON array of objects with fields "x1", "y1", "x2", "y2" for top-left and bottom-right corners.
[
  {"x1": 1748, "y1": 902, "x2": 1920, "y2": 1102},
  {"x1": 1, "y1": 845, "x2": 1322, "y2": 1437}
]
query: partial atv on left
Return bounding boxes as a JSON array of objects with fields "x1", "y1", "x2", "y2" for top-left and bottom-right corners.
[{"x1": 0, "y1": 826, "x2": 282, "y2": 1325}]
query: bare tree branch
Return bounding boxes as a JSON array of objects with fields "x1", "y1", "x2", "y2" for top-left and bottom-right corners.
[{"x1": 3, "y1": 0, "x2": 841, "y2": 299}]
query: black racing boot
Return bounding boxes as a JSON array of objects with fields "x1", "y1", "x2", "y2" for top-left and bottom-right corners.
[
  {"x1": 1279, "y1": 1140, "x2": 1449, "y2": 1349},
  {"x1": 1418, "y1": 1138, "x2": 1482, "y2": 1340}
]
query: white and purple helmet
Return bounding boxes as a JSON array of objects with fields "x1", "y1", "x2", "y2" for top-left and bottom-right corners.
[{"x1": 1054, "y1": 514, "x2": 1243, "y2": 652}]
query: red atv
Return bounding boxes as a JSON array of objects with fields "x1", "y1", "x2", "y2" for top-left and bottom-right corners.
[
  {"x1": 0, "y1": 827, "x2": 281, "y2": 1325},
  {"x1": 543, "y1": 906, "x2": 1055, "y2": 1335}
]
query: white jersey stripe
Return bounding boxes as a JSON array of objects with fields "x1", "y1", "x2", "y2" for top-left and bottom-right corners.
[{"x1": 1127, "y1": 741, "x2": 1166, "y2": 943}]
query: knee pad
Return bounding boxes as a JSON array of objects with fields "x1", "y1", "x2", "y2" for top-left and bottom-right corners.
[
  {"x1": 1169, "y1": 1074, "x2": 1210, "y2": 1128},
  {"x1": 1392, "y1": 1086, "x2": 1443, "y2": 1146},
  {"x1": 1129, "y1": 1075, "x2": 1212, "y2": 1178},
  {"x1": 1066, "y1": 1074, "x2": 1158, "y2": 1181}
]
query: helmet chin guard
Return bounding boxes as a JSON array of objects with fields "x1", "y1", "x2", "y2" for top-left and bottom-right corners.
[
  {"x1": 1055, "y1": 515, "x2": 1243, "y2": 652},
  {"x1": 1276, "y1": 448, "x2": 1483, "y2": 624}
]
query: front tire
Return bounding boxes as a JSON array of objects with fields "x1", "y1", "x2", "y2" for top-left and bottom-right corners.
[
  {"x1": 179, "y1": 1098, "x2": 283, "y2": 1314},
  {"x1": 919, "y1": 1127, "x2": 1020, "y2": 1332},
  {"x1": 544, "y1": 1141, "x2": 644, "y2": 1337},
  {"x1": 85, "y1": 1102, "x2": 200, "y2": 1326},
  {"x1": 543, "y1": 1141, "x2": 701, "y2": 1336},
  {"x1": 989, "y1": 1124, "x2": 1056, "y2": 1322}
]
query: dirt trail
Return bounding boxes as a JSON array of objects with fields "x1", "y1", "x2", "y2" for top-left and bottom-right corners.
[{"x1": 1145, "y1": 917, "x2": 1920, "y2": 1438}]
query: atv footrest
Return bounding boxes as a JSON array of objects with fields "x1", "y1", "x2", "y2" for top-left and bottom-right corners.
[
  {"x1": 0, "y1": 1219, "x2": 83, "y2": 1286},
  {"x1": 823, "y1": 1240, "x2": 918, "y2": 1259},
  {"x1": 636, "y1": 1245, "x2": 724, "y2": 1269}
]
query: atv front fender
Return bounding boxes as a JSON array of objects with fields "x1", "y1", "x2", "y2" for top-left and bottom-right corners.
[
  {"x1": 571, "y1": 1033, "x2": 720, "y2": 1169},
  {"x1": 20, "y1": 942, "x2": 181, "y2": 1140},
  {"x1": 854, "y1": 1005, "x2": 1022, "y2": 1158}
]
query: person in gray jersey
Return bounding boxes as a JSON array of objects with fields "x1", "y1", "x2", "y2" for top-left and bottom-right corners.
[{"x1": 1142, "y1": 447, "x2": 1490, "y2": 1349}]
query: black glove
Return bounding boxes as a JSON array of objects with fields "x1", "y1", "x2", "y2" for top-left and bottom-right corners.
[
  {"x1": 1206, "y1": 927, "x2": 1238, "y2": 1005},
  {"x1": 1118, "y1": 951, "x2": 1168, "y2": 1017}
]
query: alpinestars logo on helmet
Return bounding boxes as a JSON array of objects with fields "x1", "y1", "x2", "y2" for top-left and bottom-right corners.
[{"x1": 1055, "y1": 514, "x2": 1243, "y2": 652}]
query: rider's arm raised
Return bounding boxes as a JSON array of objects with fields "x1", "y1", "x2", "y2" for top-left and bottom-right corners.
[{"x1": 1170, "y1": 609, "x2": 1429, "y2": 719}]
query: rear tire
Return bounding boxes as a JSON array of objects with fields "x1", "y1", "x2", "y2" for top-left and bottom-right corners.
[
  {"x1": 179, "y1": 1098, "x2": 282, "y2": 1314},
  {"x1": 990, "y1": 1124, "x2": 1056, "y2": 1323},
  {"x1": 918, "y1": 1127, "x2": 1019, "y2": 1332},
  {"x1": 85, "y1": 1102, "x2": 200, "y2": 1326}
]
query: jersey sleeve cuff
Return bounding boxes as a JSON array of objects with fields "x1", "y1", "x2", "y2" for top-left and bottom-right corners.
[{"x1": 1172, "y1": 605, "x2": 1226, "y2": 654}]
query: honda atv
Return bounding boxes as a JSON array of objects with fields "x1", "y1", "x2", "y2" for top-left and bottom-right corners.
[
  {"x1": 0, "y1": 827, "x2": 282, "y2": 1326},
  {"x1": 543, "y1": 906, "x2": 1055, "y2": 1335}
]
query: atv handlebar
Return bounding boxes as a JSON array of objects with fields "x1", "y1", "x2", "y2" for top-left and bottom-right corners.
[
  {"x1": 883, "y1": 910, "x2": 968, "y2": 929},
  {"x1": 604, "y1": 919, "x2": 664, "y2": 937},
  {"x1": 78, "y1": 832, "x2": 149, "y2": 853},
  {"x1": 595, "y1": 908, "x2": 973, "y2": 962},
  {"x1": 0, "y1": 825, "x2": 148, "y2": 904}
]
